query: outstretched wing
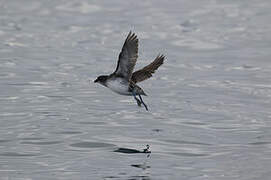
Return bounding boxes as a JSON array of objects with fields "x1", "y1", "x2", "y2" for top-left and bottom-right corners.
[
  {"x1": 131, "y1": 54, "x2": 165, "y2": 83},
  {"x1": 113, "y1": 31, "x2": 138, "y2": 80}
]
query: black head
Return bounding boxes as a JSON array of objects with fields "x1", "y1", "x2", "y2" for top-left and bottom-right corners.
[{"x1": 94, "y1": 75, "x2": 108, "y2": 84}]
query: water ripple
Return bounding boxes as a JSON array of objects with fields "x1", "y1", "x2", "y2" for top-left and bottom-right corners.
[
  {"x1": 171, "y1": 152, "x2": 209, "y2": 157},
  {"x1": 248, "y1": 141, "x2": 271, "y2": 146},
  {"x1": 21, "y1": 141, "x2": 62, "y2": 145},
  {"x1": 70, "y1": 141, "x2": 116, "y2": 148},
  {"x1": 161, "y1": 139, "x2": 212, "y2": 146},
  {"x1": 0, "y1": 152, "x2": 40, "y2": 157}
]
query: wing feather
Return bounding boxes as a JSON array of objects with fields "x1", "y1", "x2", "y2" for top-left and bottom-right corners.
[
  {"x1": 131, "y1": 54, "x2": 165, "y2": 83},
  {"x1": 113, "y1": 31, "x2": 138, "y2": 80}
]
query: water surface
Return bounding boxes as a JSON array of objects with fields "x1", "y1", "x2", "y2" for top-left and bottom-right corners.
[{"x1": 1, "y1": 0, "x2": 271, "y2": 179}]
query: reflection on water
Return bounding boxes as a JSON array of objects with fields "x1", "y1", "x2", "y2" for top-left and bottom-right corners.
[
  {"x1": 114, "y1": 145, "x2": 151, "y2": 154},
  {"x1": 1, "y1": 0, "x2": 271, "y2": 179}
]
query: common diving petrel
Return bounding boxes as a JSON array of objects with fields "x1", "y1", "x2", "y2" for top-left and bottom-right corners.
[{"x1": 94, "y1": 31, "x2": 165, "y2": 111}]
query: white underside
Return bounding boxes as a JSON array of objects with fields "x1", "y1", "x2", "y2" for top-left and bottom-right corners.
[{"x1": 105, "y1": 78, "x2": 132, "y2": 96}]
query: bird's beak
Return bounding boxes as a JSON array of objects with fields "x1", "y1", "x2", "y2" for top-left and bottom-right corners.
[{"x1": 94, "y1": 79, "x2": 98, "y2": 83}]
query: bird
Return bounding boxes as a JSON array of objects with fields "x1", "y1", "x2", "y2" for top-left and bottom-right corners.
[{"x1": 94, "y1": 31, "x2": 165, "y2": 111}]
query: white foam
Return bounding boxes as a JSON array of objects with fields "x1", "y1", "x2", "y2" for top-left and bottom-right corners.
[
  {"x1": 56, "y1": 2, "x2": 101, "y2": 14},
  {"x1": 5, "y1": 41, "x2": 28, "y2": 47},
  {"x1": 172, "y1": 38, "x2": 222, "y2": 50}
]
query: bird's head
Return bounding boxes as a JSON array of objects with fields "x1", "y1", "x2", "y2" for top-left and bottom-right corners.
[{"x1": 94, "y1": 75, "x2": 108, "y2": 85}]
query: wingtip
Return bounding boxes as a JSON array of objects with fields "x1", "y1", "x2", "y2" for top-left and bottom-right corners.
[
  {"x1": 126, "y1": 31, "x2": 138, "y2": 42},
  {"x1": 156, "y1": 54, "x2": 166, "y2": 63},
  {"x1": 160, "y1": 54, "x2": 166, "y2": 59}
]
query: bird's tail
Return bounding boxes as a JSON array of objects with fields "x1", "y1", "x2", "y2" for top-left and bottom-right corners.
[{"x1": 141, "y1": 90, "x2": 147, "y2": 96}]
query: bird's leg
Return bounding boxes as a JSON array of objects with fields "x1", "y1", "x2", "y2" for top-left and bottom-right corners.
[
  {"x1": 132, "y1": 91, "x2": 141, "y2": 107},
  {"x1": 138, "y1": 94, "x2": 148, "y2": 111}
]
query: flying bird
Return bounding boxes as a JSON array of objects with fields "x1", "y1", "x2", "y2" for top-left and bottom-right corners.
[{"x1": 94, "y1": 31, "x2": 165, "y2": 111}]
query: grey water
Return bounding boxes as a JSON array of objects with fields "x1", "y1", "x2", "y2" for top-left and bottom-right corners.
[{"x1": 1, "y1": 0, "x2": 271, "y2": 179}]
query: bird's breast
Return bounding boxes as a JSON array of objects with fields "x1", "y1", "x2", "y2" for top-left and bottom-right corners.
[{"x1": 106, "y1": 78, "x2": 131, "y2": 96}]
